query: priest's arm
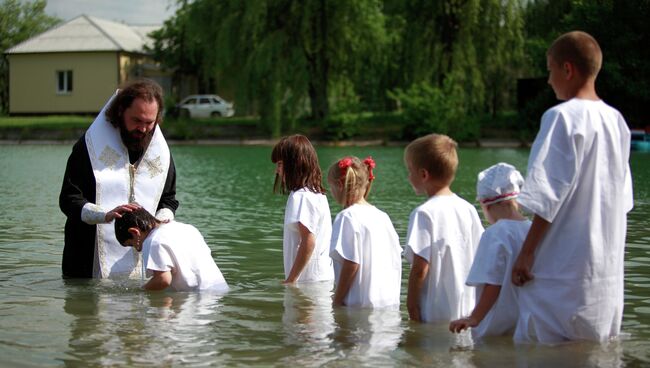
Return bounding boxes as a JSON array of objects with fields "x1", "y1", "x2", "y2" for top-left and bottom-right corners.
[
  {"x1": 59, "y1": 136, "x2": 98, "y2": 223},
  {"x1": 155, "y1": 154, "x2": 179, "y2": 221}
]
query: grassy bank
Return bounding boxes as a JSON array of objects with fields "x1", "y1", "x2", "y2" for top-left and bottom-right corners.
[
  {"x1": 0, "y1": 111, "x2": 532, "y2": 143},
  {"x1": 0, "y1": 115, "x2": 262, "y2": 141}
]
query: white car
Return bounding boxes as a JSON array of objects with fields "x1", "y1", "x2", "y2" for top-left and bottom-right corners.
[{"x1": 176, "y1": 94, "x2": 235, "y2": 118}]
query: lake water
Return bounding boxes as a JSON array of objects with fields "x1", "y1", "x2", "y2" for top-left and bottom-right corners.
[{"x1": 0, "y1": 144, "x2": 648, "y2": 367}]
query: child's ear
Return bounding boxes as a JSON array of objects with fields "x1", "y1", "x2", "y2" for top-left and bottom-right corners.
[
  {"x1": 419, "y1": 168, "x2": 430, "y2": 180},
  {"x1": 562, "y1": 61, "x2": 575, "y2": 80},
  {"x1": 127, "y1": 227, "x2": 141, "y2": 238}
]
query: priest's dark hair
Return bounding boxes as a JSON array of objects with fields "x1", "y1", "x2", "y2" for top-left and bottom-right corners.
[
  {"x1": 105, "y1": 79, "x2": 164, "y2": 128},
  {"x1": 271, "y1": 134, "x2": 326, "y2": 195},
  {"x1": 114, "y1": 207, "x2": 161, "y2": 246}
]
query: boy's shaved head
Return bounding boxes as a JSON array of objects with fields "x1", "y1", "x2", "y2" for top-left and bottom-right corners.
[{"x1": 548, "y1": 31, "x2": 602, "y2": 78}]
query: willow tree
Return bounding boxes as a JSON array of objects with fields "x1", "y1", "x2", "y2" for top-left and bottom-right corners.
[
  {"x1": 396, "y1": 0, "x2": 485, "y2": 114},
  {"x1": 475, "y1": 0, "x2": 525, "y2": 117},
  {"x1": 151, "y1": 0, "x2": 386, "y2": 136},
  {"x1": 148, "y1": 1, "x2": 205, "y2": 101},
  {"x1": 393, "y1": 0, "x2": 526, "y2": 117}
]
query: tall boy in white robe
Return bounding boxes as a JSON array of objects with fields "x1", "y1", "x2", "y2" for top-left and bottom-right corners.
[{"x1": 511, "y1": 31, "x2": 633, "y2": 343}]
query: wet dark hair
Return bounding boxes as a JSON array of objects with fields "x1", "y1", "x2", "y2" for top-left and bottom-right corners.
[
  {"x1": 105, "y1": 79, "x2": 164, "y2": 128},
  {"x1": 271, "y1": 134, "x2": 325, "y2": 194},
  {"x1": 114, "y1": 208, "x2": 160, "y2": 246}
]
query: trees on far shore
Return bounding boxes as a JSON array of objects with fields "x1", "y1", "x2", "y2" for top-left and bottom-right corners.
[
  {"x1": 3, "y1": 1, "x2": 646, "y2": 138},
  {"x1": 150, "y1": 0, "x2": 529, "y2": 138}
]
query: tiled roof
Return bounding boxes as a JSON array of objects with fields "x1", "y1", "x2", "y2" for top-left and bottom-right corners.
[{"x1": 6, "y1": 15, "x2": 159, "y2": 54}]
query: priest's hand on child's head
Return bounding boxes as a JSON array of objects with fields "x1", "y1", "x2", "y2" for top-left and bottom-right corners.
[{"x1": 105, "y1": 203, "x2": 142, "y2": 222}]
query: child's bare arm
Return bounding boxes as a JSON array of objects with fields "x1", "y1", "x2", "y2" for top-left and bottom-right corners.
[
  {"x1": 284, "y1": 223, "x2": 316, "y2": 284},
  {"x1": 512, "y1": 214, "x2": 551, "y2": 286},
  {"x1": 332, "y1": 259, "x2": 359, "y2": 306},
  {"x1": 449, "y1": 284, "x2": 501, "y2": 333},
  {"x1": 144, "y1": 270, "x2": 172, "y2": 291},
  {"x1": 407, "y1": 255, "x2": 429, "y2": 322}
]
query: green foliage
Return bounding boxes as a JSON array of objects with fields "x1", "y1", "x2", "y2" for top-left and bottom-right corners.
[
  {"x1": 162, "y1": 117, "x2": 196, "y2": 140},
  {"x1": 0, "y1": 115, "x2": 91, "y2": 128},
  {"x1": 161, "y1": 115, "x2": 261, "y2": 140},
  {"x1": 522, "y1": 0, "x2": 650, "y2": 128},
  {"x1": 388, "y1": 0, "x2": 525, "y2": 121},
  {"x1": 150, "y1": 0, "x2": 388, "y2": 137},
  {"x1": 322, "y1": 113, "x2": 360, "y2": 141},
  {"x1": 475, "y1": 0, "x2": 526, "y2": 116},
  {"x1": 316, "y1": 111, "x2": 411, "y2": 142},
  {"x1": 567, "y1": 1, "x2": 650, "y2": 128},
  {"x1": 146, "y1": 0, "x2": 648, "y2": 139},
  {"x1": 329, "y1": 77, "x2": 362, "y2": 115},
  {"x1": 0, "y1": 0, "x2": 60, "y2": 114},
  {"x1": 389, "y1": 78, "x2": 480, "y2": 142},
  {"x1": 0, "y1": 115, "x2": 89, "y2": 140}
]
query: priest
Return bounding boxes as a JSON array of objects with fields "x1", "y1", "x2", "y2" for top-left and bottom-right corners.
[{"x1": 59, "y1": 79, "x2": 179, "y2": 278}]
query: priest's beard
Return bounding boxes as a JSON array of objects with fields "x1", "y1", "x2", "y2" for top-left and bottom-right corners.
[{"x1": 120, "y1": 123, "x2": 155, "y2": 155}]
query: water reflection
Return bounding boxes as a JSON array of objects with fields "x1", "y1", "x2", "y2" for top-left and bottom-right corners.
[
  {"x1": 282, "y1": 282, "x2": 335, "y2": 344},
  {"x1": 399, "y1": 323, "x2": 627, "y2": 368},
  {"x1": 280, "y1": 282, "x2": 337, "y2": 365},
  {"x1": 401, "y1": 322, "x2": 474, "y2": 366},
  {"x1": 329, "y1": 307, "x2": 404, "y2": 364},
  {"x1": 62, "y1": 279, "x2": 227, "y2": 366}
]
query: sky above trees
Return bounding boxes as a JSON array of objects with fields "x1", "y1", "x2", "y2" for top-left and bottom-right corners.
[{"x1": 44, "y1": 0, "x2": 178, "y2": 24}]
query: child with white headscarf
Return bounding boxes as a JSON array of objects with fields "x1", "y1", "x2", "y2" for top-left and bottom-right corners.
[{"x1": 449, "y1": 163, "x2": 530, "y2": 340}]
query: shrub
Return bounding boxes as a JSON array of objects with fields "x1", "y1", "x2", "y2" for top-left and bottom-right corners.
[
  {"x1": 322, "y1": 113, "x2": 360, "y2": 141},
  {"x1": 388, "y1": 79, "x2": 479, "y2": 142}
]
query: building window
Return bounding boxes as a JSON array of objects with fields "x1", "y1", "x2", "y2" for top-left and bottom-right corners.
[{"x1": 56, "y1": 70, "x2": 73, "y2": 94}]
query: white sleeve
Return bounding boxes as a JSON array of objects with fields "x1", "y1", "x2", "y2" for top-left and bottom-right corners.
[
  {"x1": 623, "y1": 163, "x2": 634, "y2": 213},
  {"x1": 518, "y1": 109, "x2": 578, "y2": 222},
  {"x1": 155, "y1": 208, "x2": 175, "y2": 222},
  {"x1": 81, "y1": 203, "x2": 107, "y2": 224},
  {"x1": 471, "y1": 207, "x2": 485, "y2": 251},
  {"x1": 287, "y1": 191, "x2": 320, "y2": 234},
  {"x1": 330, "y1": 212, "x2": 361, "y2": 264},
  {"x1": 145, "y1": 241, "x2": 174, "y2": 273},
  {"x1": 466, "y1": 229, "x2": 507, "y2": 286},
  {"x1": 404, "y1": 208, "x2": 433, "y2": 264}
]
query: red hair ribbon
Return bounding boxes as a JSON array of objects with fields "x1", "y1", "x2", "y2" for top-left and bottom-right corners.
[
  {"x1": 363, "y1": 156, "x2": 376, "y2": 181},
  {"x1": 338, "y1": 157, "x2": 353, "y2": 178}
]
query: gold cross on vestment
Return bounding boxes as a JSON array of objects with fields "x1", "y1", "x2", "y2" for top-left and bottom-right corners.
[
  {"x1": 98, "y1": 146, "x2": 122, "y2": 169},
  {"x1": 143, "y1": 156, "x2": 163, "y2": 178}
]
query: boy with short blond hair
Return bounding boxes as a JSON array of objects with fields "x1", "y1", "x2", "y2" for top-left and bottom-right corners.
[
  {"x1": 404, "y1": 133, "x2": 484, "y2": 322},
  {"x1": 511, "y1": 31, "x2": 633, "y2": 343},
  {"x1": 404, "y1": 133, "x2": 458, "y2": 186}
]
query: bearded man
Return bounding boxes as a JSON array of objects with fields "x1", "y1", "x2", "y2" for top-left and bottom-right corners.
[{"x1": 59, "y1": 79, "x2": 179, "y2": 278}]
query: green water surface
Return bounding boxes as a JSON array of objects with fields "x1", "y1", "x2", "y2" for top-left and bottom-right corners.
[{"x1": 0, "y1": 144, "x2": 648, "y2": 366}]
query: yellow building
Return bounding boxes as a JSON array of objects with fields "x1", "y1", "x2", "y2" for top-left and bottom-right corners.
[{"x1": 5, "y1": 15, "x2": 168, "y2": 115}]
